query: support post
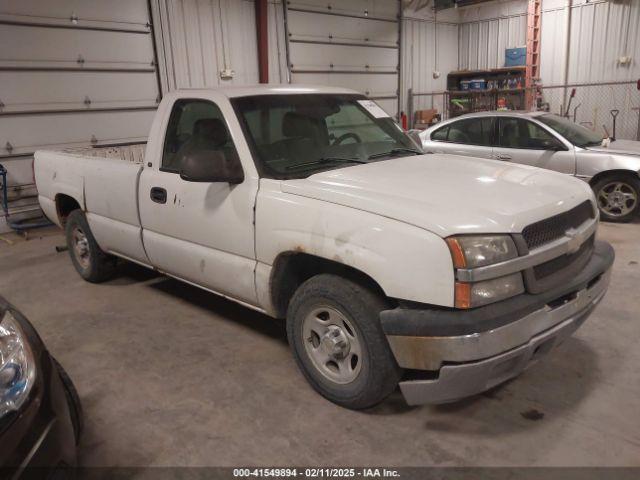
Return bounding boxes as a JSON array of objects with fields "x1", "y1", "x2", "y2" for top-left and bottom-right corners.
[{"x1": 255, "y1": 0, "x2": 269, "y2": 83}]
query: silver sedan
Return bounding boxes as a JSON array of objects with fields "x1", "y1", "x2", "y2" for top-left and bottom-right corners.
[{"x1": 419, "y1": 111, "x2": 640, "y2": 222}]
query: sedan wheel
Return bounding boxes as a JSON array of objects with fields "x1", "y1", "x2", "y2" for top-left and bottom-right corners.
[{"x1": 597, "y1": 181, "x2": 638, "y2": 219}]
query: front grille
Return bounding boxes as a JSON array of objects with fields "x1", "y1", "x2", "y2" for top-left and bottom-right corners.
[
  {"x1": 533, "y1": 234, "x2": 595, "y2": 280},
  {"x1": 522, "y1": 200, "x2": 594, "y2": 250}
]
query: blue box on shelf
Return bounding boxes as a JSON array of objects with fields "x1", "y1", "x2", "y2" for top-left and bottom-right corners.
[
  {"x1": 469, "y1": 79, "x2": 486, "y2": 90},
  {"x1": 505, "y1": 47, "x2": 526, "y2": 67}
]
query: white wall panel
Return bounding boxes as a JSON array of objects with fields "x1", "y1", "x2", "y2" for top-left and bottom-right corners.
[
  {"x1": 285, "y1": 0, "x2": 401, "y2": 116},
  {"x1": 0, "y1": 71, "x2": 158, "y2": 113},
  {"x1": 152, "y1": 0, "x2": 261, "y2": 90},
  {"x1": 458, "y1": 12, "x2": 526, "y2": 70},
  {"x1": 151, "y1": 0, "x2": 288, "y2": 89},
  {"x1": 539, "y1": 5, "x2": 568, "y2": 85},
  {"x1": 565, "y1": 0, "x2": 640, "y2": 83},
  {"x1": 0, "y1": 0, "x2": 151, "y2": 25},
  {"x1": 0, "y1": 0, "x2": 159, "y2": 232},
  {"x1": 401, "y1": 16, "x2": 458, "y2": 114},
  {"x1": 268, "y1": 0, "x2": 288, "y2": 83}
]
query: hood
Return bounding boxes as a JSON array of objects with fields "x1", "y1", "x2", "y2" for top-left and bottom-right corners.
[
  {"x1": 281, "y1": 154, "x2": 593, "y2": 237},
  {"x1": 585, "y1": 139, "x2": 640, "y2": 156}
]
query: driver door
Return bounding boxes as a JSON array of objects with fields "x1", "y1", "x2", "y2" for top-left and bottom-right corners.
[
  {"x1": 493, "y1": 117, "x2": 575, "y2": 174},
  {"x1": 138, "y1": 97, "x2": 259, "y2": 305}
]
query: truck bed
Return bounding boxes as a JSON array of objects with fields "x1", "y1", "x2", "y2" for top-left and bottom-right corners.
[
  {"x1": 35, "y1": 143, "x2": 150, "y2": 265},
  {"x1": 53, "y1": 143, "x2": 146, "y2": 164}
]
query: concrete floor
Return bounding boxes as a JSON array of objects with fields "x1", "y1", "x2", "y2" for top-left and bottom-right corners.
[{"x1": 1, "y1": 221, "x2": 639, "y2": 467}]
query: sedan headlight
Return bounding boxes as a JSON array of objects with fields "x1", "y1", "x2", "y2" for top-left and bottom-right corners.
[
  {"x1": 0, "y1": 310, "x2": 36, "y2": 417},
  {"x1": 446, "y1": 235, "x2": 524, "y2": 308}
]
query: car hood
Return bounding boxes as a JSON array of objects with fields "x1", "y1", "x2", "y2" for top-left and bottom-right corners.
[
  {"x1": 281, "y1": 154, "x2": 593, "y2": 237},
  {"x1": 585, "y1": 139, "x2": 640, "y2": 156}
]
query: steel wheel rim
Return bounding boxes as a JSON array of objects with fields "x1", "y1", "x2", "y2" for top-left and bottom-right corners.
[
  {"x1": 598, "y1": 181, "x2": 638, "y2": 217},
  {"x1": 302, "y1": 305, "x2": 363, "y2": 385},
  {"x1": 72, "y1": 226, "x2": 90, "y2": 269}
]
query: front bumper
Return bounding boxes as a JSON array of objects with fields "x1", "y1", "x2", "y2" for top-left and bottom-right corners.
[
  {"x1": 0, "y1": 298, "x2": 78, "y2": 478},
  {"x1": 381, "y1": 240, "x2": 614, "y2": 405}
]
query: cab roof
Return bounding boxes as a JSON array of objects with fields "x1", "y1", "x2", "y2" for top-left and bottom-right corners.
[{"x1": 169, "y1": 84, "x2": 362, "y2": 98}]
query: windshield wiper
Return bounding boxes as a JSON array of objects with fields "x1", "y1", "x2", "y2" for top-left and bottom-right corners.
[
  {"x1": 285, "y1": 156, "x2": 367, "y2": 171},
  {"x1": 367, "y1": 147, "x2": 423, "y2": 160}
]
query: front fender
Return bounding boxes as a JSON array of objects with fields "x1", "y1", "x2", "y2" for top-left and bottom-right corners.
[
  {"x1": 256, "y1": 187, "x2": 455, "y2": 307},
  {"x1": 576, "y1": 151, "x2": 640, "y2": 179}
]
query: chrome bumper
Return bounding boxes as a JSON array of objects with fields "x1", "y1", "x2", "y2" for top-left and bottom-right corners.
[{"x1": 388, "y1": 267, "x2": 611, "y2": 405}]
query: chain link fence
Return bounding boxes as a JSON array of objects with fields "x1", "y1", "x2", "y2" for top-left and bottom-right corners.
[
  {"x1": 408, "y1": 81, "x2": 640, "y2": 141},
  {"x1": 538, "y1": 82, "x2": 639, "y2": 141}
]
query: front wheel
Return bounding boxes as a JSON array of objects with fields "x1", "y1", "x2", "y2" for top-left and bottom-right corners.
[
  {"x1": 287, "y1": 274, "x2": 401, "y2": 409},
  {"x1": 593, "y1": 174, "x2": 640, "y2": 222}
]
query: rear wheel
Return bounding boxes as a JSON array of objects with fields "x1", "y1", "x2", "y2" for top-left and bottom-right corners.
[
  {"x1": 593, "y1": 174, "x2": 640, "y2": 223},
  {"x1": 287, "y1": 274, "x2": 401, "y2": 409},
  {"x1": 65, "y1": 210, "x2": 116, "y2": 282}
]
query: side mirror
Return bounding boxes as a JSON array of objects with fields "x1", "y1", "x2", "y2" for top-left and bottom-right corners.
[
  {"x1": 406, "y1": 129, "x2": 424, "y2": 149},
  {"x1": 179, "y1": 150, "x2": 244, "y2": 184}
]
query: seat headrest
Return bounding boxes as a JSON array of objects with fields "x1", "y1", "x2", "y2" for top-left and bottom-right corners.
[
  {"x1": 282, "y1": 112, "x2": 316, "y2": 138},
  {"x1": 193, "y1": 118, "x2": 228, "y2": 147}
]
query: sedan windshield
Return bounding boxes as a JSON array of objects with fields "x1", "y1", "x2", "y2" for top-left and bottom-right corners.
[
  {"x1": 538, "y1": 114, "x2": 604, "y2": 148},
  {"x1": 232, "y1": 94, "x2": 421, "y2": 178}
]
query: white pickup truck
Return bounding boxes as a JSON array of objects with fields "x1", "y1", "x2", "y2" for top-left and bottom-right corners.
[{"x1": 35, "y1": 85, "x2": 614, "y2": 409}]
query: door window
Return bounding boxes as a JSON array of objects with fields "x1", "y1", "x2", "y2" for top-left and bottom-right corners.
[
  {"x1": 498, "y1": 117, "x2": 560, "y2": 150},
  {"x1": 431, "y1": 125, "x2": 448, "y2": 141},
  {"x1": 162, "y1": 99, "x2": 238, "y2": 173},
  {"x1": 432, "y1": 117, "x2": 493, "y2": 146}
]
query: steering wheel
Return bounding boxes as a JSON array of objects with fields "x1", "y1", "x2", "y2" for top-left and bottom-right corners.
[{"x1": 332, "y1": 132, "x2": 362, "y2": 145}]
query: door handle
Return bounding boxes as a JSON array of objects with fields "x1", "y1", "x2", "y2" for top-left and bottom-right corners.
[
  {"x1": 494, "y1": 154, "x2": 512, "y2": 160},
  {"x1": 150, "y1": 187, "x2": 167, "y2": 204}
]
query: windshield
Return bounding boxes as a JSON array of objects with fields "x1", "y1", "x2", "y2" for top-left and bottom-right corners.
[
  {"x1": 537, "y1": 114, "x2": 604, "y2": 148},
  {"x1": 232, "y1": 94, "x2": 421, "y2": 179}
]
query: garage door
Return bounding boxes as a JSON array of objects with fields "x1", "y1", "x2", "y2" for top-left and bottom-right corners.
[
  {"x1": 283, "y1": 0, "x2": 401, "y2": 117},
  {"x1": 0, "y1": 0, "x2": 160, "y2": 230}
]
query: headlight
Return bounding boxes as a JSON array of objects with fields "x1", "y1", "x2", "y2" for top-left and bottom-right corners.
[
  {"x1": 0, "y1": 310, "x2": 36, "y2": 417},
  {"x1": 446, "y1": 235, "x2": 523, "y2": 308},
  {"x1": 446, "y1": 235, "x2": 518, "y2": 268}
]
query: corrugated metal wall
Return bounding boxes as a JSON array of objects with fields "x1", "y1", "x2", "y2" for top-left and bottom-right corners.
[
  {"x1": 401, "y1": 11, "x2": 458, "y2": 114},
  {"x1": 457, "y1": 0, "x2": 527, "y2": 71},
  {"x1": 402, "y1": 16, "x2": 458, "y2": 94},
  {"x1": 538, "y1": 0, "x2": 634, "y2": 85},
  {"x1": 455, "y1": 0, "x2": 640, "y2": 85},
  {"x1": 150, "y1": 0, "x2": 286, "y2": 92}
]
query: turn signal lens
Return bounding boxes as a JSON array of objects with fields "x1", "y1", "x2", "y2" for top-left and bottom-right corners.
[
  {"x1": 446, "y1": 238, "x2": 467, "y2": 268},
  {"x1": 454, "y1": 282, "x2": 472, "y2": 309}
]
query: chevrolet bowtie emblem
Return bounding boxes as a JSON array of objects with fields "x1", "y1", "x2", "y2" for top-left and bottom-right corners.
[{"x1": 565, "y1": 228, "x2": 582, "y2": 254}]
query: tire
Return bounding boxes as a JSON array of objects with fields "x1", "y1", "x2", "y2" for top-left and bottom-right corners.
[
  {"x1": 52, "y1": 358, "x2": 84, "y2": 445},
  {"x1": 592, "y1": 173, "x2": 640, "y2": 223},
  {"x1": 286, "y1": 274, "x2": 402, "y2": 409},
  {"x1": 65, "y1": 210, "x2": 116, "y2": 282}
]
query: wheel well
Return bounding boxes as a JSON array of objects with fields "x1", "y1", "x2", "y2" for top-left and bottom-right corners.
[
  {"x1": 55, "y1": 194, "x2": 82, "y2": 226},
  {"x1": 589, "y1": 169, "x2": 640, "y2": 188},
  {"x1": 269, "y1": 252, "x2": 391, "y2": 318}
]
